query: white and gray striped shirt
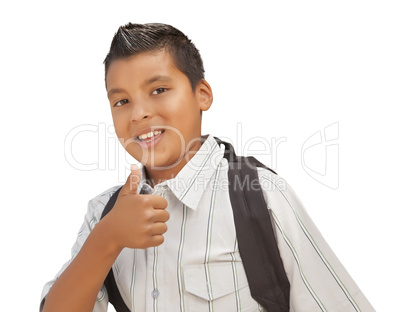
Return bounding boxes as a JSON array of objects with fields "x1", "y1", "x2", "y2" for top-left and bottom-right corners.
[{"x1": 40, "y1": 134, "x2": 375, "y2": 311}]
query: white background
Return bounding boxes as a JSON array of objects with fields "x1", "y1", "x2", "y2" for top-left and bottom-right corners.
[{"x1": 1, "y1": 1, "x2": 401, "y2": 311}]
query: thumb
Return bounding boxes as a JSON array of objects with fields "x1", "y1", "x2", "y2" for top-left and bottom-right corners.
[{"x1": 124, "y1": 164, "x2": 142, "y2": 194}]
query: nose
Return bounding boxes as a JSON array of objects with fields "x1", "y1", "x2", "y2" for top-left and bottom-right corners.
[{"x1": 131, "y1": 101, "x2": 151, "y2": 122}]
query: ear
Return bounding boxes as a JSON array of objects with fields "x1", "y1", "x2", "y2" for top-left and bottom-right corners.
[{"x1": 196, "y1": 79, "x2": 213, "y2": 112}]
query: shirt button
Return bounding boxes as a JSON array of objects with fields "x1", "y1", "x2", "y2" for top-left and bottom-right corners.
[{"x1": 151, "y1": 289, "x2": 159, "y2": 299}]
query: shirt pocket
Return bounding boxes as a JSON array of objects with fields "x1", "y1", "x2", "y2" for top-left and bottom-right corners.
[{"x1": 183, "y1": 261, "x2": 260, "y2": 312}]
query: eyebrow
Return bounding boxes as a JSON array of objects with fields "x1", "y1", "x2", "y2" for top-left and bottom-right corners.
[
  {"x1": 107, "y1": 88, "x2": 125, "y2": 98},
  {"x1": 141, "y1": 75, "x2": 172, "y2": 87},
  {"x1": 107, "y1": 75, "x2": 172, "y2": 98}
]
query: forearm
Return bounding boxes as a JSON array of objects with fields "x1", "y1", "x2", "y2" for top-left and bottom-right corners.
[{"x1": 43, "y1": 222, "x2": 122, "y2": 312}]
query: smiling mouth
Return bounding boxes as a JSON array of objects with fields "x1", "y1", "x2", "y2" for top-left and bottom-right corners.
[{"x1": 135, "y1": 129, "x2": 165, "y2": 142}]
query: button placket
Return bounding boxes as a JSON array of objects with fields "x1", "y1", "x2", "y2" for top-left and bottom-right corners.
[{"x1": 150, "y1": 184, "x2": 167, "y2": 308}]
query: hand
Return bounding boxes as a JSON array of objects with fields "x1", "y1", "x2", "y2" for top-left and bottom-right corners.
[{"x1": 100, "y1": 165, "x2": 169, "y2": 250}]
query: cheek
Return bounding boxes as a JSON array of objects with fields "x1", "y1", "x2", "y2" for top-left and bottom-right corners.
[
  {"x1": 112, "y1": 118, "x2": 122, "y2": 137},
  {"x1": 160, "y1": 93, "x2": 200, "y2": 121},
  {"x1": 112, "y1": 113, "x2": 129, "y2": 135}
]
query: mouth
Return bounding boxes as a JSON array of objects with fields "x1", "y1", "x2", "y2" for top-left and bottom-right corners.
[{"x1": 134, "y1": 128, "x2": 165, "y2": 147}]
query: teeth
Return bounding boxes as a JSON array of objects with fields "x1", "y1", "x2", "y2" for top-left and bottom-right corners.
[{"x1": 138, "y1": 130, "x2": 162, "y2": 140}]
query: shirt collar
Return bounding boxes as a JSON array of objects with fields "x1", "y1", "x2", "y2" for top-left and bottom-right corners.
[{"x1": 138, "y1": 134, "x2": 224, "y2": 210}]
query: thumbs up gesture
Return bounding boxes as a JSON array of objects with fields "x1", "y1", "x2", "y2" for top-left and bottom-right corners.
[{"x1": 100, "y1": 165, "x2": 169, "y2": 250}]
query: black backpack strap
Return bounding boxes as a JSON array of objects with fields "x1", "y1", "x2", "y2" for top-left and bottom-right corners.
[
  {"x1": 101, "y1": 186, "x2": 123, "y2": 220},
  {"x1": 100, "y1": 186, "x2": 131, "y2": 312},
  {"x1": 213, "y1": 136, "x2": 277, "y2": 174},
  {"x1": 215, "y1": 137, "x2": 290, "y2": 311}
]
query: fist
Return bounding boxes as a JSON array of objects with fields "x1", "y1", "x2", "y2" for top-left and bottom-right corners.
[{"x1": 102, "y1": 165, "x2": 169, "y2": 250}]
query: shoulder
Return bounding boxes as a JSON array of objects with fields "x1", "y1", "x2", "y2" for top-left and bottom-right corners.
[
  {"x1": 89, "y1": 184, "x2": 122, "y2": 203},
  {"x1": 256, "y1": 167, "x2": 287, "y2": 193},
  {"x1": 255, "y1": 167, "x2": 305, "y2": 214},
  {"x1": 86, "y1": 184, "x2": 122, "y2": 222}
]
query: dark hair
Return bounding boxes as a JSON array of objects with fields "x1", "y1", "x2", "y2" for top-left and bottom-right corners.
[{"x1": 103, "y1": 23, "x2": 205, "y2": 91}]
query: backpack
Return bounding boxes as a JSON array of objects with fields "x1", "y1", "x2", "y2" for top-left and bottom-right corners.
[{"x1": 101, "y1": 137, "x2": 290, "y2": 312}]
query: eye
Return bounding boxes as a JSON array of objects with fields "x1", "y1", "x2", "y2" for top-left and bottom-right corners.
[
  {"x1": 151, "y1": 88, "x2": 168, "y2": 95},
  {"x1": 113, "y1": 99, "x2": 129, "y2": 107}
]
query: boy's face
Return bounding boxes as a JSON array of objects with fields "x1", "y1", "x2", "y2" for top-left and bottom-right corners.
[{"x1": 106, "y1": 50, "x2": 212, "y2": 173}]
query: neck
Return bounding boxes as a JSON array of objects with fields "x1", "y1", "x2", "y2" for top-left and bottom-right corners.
[{"x1": 144, "y1": 138, "x2": 203, "y2": 187}]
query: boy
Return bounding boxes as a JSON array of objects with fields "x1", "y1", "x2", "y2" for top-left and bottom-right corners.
[{"x1": 40, "y1": 23, "x2": 374, "y2": 311}]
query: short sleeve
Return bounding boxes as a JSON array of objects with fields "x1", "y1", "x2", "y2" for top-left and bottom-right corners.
[
  {"x1": 39, "y1": 185, "x2": 122, "y2": 312},
  {"x1": 257, "y1": 168, "x2": 375, "y2": 312}
]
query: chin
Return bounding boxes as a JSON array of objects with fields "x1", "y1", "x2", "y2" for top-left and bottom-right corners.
[{"x1": 146, "y1": 153, "x2": 184, "y2": 170}]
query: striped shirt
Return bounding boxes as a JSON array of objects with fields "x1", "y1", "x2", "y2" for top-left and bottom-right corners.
[{"x1": 40, "y1": 134, "x2": 375, "y2": 311}]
